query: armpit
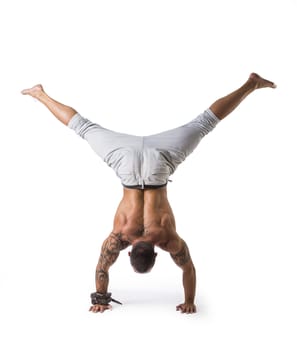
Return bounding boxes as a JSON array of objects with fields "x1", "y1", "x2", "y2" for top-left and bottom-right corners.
[{"x1": 170, "y1": 240, "x2": 191, "y2": 267}]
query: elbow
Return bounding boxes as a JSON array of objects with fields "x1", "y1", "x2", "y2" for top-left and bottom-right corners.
[{"x1": 183, "y1": 261, "x2": 196, "y2": 274}]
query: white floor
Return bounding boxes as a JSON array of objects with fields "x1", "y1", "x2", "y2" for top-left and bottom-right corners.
[
  {"x1": 1, "y1": 1, "x2": 297, "y2": 349},
  {"x1": 1, "y1": 245, "x2": 296, "y2": 349}
]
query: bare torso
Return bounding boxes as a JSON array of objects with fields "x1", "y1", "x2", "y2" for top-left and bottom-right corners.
[{"x1": 112, "y1": 187, "x2": 181, "y2": 253}]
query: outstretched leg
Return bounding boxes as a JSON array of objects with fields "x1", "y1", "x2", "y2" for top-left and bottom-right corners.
[
  {"x1": 21, "y1": 85, "x2": 77, "y2": 126},
  {"x1": 209, "y1": 73, "x2": 276, "y2": 120}
]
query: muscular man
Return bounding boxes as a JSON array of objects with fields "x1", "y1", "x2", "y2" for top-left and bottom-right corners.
[{"x1": 22, "y1": 73, "x2": 276, "y2": 314}]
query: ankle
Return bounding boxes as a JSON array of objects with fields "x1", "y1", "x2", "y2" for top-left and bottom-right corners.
[{"x1": 245, "y1": 77, "x2": 258, "y2": 91}]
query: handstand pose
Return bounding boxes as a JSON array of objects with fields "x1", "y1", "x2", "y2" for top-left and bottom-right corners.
[{"x1": 22, "y1": 73, "x2": 276, "y2": 314}]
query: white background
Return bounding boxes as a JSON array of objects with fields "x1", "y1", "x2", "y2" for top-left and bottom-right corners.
[{"x1": 1, "y1": 0, "x2": 296, "y2": 349}]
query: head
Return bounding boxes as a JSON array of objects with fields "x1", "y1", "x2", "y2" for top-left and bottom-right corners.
[{"x1": 128, "y1": 241, "x2": 157, "y2": 273}]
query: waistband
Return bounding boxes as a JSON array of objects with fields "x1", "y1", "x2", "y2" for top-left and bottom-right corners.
[{"x1": 123, "y1": 183, "x2": 167, "y2": 190}]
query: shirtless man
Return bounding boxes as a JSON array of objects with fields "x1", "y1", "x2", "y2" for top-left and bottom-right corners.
[{"x1": 22, "y1": 73, "x2": 276, "y2": 314}]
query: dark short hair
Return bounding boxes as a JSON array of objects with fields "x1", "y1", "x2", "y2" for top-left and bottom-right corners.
[{"x1": 130, "y1": 241, "x2": 156, "y2": 273}]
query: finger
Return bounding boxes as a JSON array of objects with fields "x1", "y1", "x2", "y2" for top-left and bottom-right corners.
[
  {"x1": 101, "y1": 307, "x2": 107, "y2": 313},
  {"x1": 189, "y1": 305, "x2": 196, "y2": 313},
  {"x1": 187, "y1": 306, "x2": 196, "y2": 314},
  {"x1": 178, "y1": 306, "x2": 185, "y2": 313},
  {"x1": 103, "y1": 305, "x2": 112, "y2": 312}
]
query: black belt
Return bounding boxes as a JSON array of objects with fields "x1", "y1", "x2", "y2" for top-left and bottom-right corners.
[{"x1": 123, "y1": 183, "x2": 167, "y2": 190}]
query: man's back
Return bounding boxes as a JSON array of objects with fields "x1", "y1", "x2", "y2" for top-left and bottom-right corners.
[{"x1": 112, "y1": 187, "x2": 180, "y2": 253}]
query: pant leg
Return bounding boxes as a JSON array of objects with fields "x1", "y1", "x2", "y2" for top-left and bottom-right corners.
[
  {"x1": 145, "y1": 109, "x2": 220, "y2": 155},
  {"x1": 68, "y1": 113, "x2": 140, "y2": 160},
  {"x1": 68, "y1": 113, "x2": 143, "y2": 186},
  {"x1": 144, "y1": 109, "x2": 220, "y2": 173}
]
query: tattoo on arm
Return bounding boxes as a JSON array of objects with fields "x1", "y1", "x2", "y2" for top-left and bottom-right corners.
[
  {"x1": 95, "y1": 232, "x2": 130, "y2": 292},
  {"x1": 95, "y1": 269, "x2": 109, "y2": 292},
  {"x1": 170, "y1": 240, "x2": 191, "y2": 267},
  {"x1": 96, "y1": 269, "x2": 109, "y2": 283},
  {"x1": 98, "y1": 232, "x2": 130, "y2": 269}
]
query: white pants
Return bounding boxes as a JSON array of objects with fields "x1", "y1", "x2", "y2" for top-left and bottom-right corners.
[{"x1": 68, "y1": 109, "x2": 220, "y2": 188}]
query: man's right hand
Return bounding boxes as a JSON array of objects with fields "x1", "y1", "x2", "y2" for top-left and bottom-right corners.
[{"x1": 89, "y1": 304, "x2": 112, "y2": 313}]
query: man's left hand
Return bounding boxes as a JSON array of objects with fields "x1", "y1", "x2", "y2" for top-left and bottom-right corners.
[{"x1": 176, "y1": 302, "x2": 197, "y2": 314}]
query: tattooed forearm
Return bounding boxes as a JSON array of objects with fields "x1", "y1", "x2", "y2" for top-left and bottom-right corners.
[
  {"x1": 95, "y1": 232, "x2": 130, "y2": 292},
  {"x1": 95, "y1": 269, "x2": 109, "y2": 292},
  {"x1": 95, "y1": 233, "x2": 120, "y2": 292},
  {"x1": 96, "y1": 269, "x2": 109, "y2": 283},
  {"x1": 170, "y1": 240, "x2": 191, "y2": 267}
]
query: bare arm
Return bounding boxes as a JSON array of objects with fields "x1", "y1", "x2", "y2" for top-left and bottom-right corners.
[
  {"x1": 89, "y1": 232, "x2": 130, "y2": 313},
  {"x1": 170, "y1": 239, "x2": 197, "y2": 314}
]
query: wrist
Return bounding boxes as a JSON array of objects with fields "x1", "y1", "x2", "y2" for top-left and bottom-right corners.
[
  {"x1": 91, "y1": 292, "x2": 122, "y2": 305},
  {"x1": 91, "y1": 292, "x2": 112, "y2": 305},
  {"x1": 185, "y1": 296, "x2": 195, "y2": 304}
]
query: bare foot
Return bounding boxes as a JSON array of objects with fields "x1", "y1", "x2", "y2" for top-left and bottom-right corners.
[
  {"x1": 21, "y1": 84, "x2": 44, "y2": 98},
  {"x1": 249, "y1": 73, "x2": 277, "y2": 89}
]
